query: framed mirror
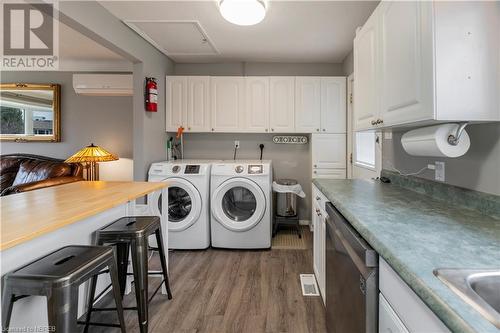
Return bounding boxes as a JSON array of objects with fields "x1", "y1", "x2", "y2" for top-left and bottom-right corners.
[{"x1": 0, "y1": 83, "x2": 61, "y2": 142}]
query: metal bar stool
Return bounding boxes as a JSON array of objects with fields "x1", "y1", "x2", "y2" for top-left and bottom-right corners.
[
  {"x1": 85, "y1": 216, "x2": 172, "y2": 333},
  {"x1": 1, "y1": 245, "x2": 126, "y2": 333}
]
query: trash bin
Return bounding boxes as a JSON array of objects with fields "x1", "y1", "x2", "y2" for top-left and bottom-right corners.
[{"x1": 273, "y1": 179, "x2": 305, "y2": 217}]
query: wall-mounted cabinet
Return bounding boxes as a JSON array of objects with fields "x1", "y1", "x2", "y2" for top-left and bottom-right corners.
[
  {"x1": 166, "y1": 76, "x2": 211, "y2": 132},
  {"x1": 166, "y1": 75, "x2": 346, "y2": 134},
  {"x1": 354, "y1": 1, "x2": 500, "y2": 131},
  {"x1": 269, "y1": 77, "x2": 296, "y2": 133}
]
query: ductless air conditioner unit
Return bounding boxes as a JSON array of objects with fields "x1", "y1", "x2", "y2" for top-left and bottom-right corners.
[{"x1": 72, "y1": 74, "x2": 133, "y2": 96}]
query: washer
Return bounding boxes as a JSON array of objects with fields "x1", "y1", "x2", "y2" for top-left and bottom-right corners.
[
  {"x1": 210, "y1": 160, "x2": 272, "y2": 249},
  {"x1": 148, "y1": 160, "x2": 212, "y2": 249}
]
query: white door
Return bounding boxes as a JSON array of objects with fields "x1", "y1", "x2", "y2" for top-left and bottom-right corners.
[
  {"x1": 211, "y1": 178, "x2": 266, "y2": 231},
  {"x1": 353, "y1": 10, "x2": 380, "y2": 131},
  {"x1": 186, "y1": 76, "x2": 210, "y2": 132},
  {"x1": 165, "y1": 76, "x2": 187, "y2": 132},
  {"x1": 245, "y1": 77, "x2": 270, "y2": 132},
  {"x1": 269, "y1": 77, "x2": 295, "y2": 133},
  {"x1": 295, "y1": 77, "x2": 321, "y2": 133},
  {"x1": 379, "y1": 1, "x2": 433, "y2": 126},
  {"x1": 321, "y1": 77, "x2": 347, "y2": 133},
  {"x1": 311, "y1": 134, "x2": 347, "y2": 169},
  {"x1": 210, "y1": 77, "x2": 245, "y2": 132}
]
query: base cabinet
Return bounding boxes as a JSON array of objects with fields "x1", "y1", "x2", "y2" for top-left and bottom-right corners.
[{"x1": 312, "y1": 185, "x2": 328, "y2": 305}]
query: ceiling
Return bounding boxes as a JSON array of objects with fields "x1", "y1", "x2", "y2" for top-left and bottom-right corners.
[
  {"x1": 59, "y1": 23, "x2": 126, "y2": 62},
  {"x1": 99, "y1": 1, "x2": 378, "y2": 63}
]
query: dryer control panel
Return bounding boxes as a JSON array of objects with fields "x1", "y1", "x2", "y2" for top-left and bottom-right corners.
[{"x1": 185, "y1": 165, "x2": 200, "y2": 174}]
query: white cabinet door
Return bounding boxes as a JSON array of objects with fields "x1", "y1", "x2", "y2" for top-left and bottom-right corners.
[
  {"x1": 295, "y1": 77, "x2": 321, "y2": 133},
  {"x1": 210, "y1": 77, "x2": 245, "y2": 132},
  {"x1": 313, "y1": 168, "x2": 346, "y2": 179},
  {"x1": 312, "y1": 200, "x2": 321, "y2": 281},
  {"x1": 354, "y1": 10, "x2": 380, "y2": 131},
  {"x1": 319, "y1": 214, "x2": 326, "y2": 304},
  {"x1": 321, "y1": 77, "x2": 347, "y2": 133},
  {"x1": 379, "y1": 293, "x2": 410, "y2": 333},
  {"x1": 312, "y1": 134, "x2": 347, "y2": 169},
  {"x1": 245, "y1": 77, "x2": 270, "y2": 132},
  {"x1": 186, "y1": 76, "x2": 210, "y2": 132},
  {"x1": 269, "y1": 77, "x2": 295, "y2": 133},
  {"x1": 379, "y1": 1, "x2": 433, "y2": 126},
  {"x1": 165, "y1": 76, "x2": 187, "y2": 132}
]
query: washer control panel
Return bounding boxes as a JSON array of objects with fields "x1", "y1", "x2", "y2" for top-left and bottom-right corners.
[
  {"x1": 185, "y1": 165, "x2": 200, "y2": 174},
  {"x1": 248, "y1": 165, "x2": 263, "y2": 174}
]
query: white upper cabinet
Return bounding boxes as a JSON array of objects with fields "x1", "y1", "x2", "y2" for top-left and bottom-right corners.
[
  {"x1": 166, "y1": 76, "x2": 187, "y2": 132},
  {"x1": 321, "y1": 77, "x2": 346, "y2": 133},
  {"x1": 354, "y1": 1, "x2": 500, "y2": 131},
  {"x1": 295, "y1": 77, "x2": 321, "y2": 133},
  {"x1": 186, "y1": 76, "x2": 210, "y2": 132},
  {"x1": 270, "y1": 77, "x2": 295, "y2": 133},
  {"x1": 210, "y1": 77, "x2": 245, "y2": 132},
  {"x1": 354, "y1": 9, "x2": 380, "y2": 131},
  {"x1": 244, "y1": 77, "x2": 270, "y2": 132},
  {"x1": 312, "y1": 134, "x2": 347, "y2": 169},
  {"x1": 379, "y1": 1, "x2": 434, "y2": 126}
]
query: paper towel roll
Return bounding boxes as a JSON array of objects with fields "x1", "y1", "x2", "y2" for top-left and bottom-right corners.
[{"x1": 401, "y1": 124, "x2": 470, "y2": 158}]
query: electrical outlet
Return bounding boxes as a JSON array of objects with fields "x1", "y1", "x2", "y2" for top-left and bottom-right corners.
[
  {"x1": 435, "y1": 161, "x2": 445, "y2": 181},
  {"x1": 234, "y1": 140, "x2": 240, "y2": 148}
]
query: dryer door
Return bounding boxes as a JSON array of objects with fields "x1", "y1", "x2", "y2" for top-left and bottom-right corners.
[
  {"x1": 211, "y1": 177, "x2": 266, "y2": 232},
  {"x1": 151, "y1": 178, "x2": 202, "y2": 232}
]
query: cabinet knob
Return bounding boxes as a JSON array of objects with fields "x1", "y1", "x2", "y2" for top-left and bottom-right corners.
[
  {"x1": 316, "y1": 128, "x2": 320, "y2": 132},
  {"x1": 316, "y1": 196, "x2": 321, "y2": 201},
  {"x1": 265, "y1": 128, "x2": 268, "y2": 132},
  {"x1": 371, "y1": 120, "x2": 377, "y2": 126},
  {"x1": 314, "y1": 164, "x2": 317, "y2": 168},
  {"x1": 322, "y1": 129, "x2": 326, "y2": 132},
  {"x1": 211, "y1": 128, "x2": 214, "y2": 131},
  {"x1": 379, "y1": 119, "x2": 384, "y2": 124},
  {"x1": 313, "y1": 171, "x2": 317, "y2": 174},
  {"x1": 188, "y1": 127, "x2": 191, "y2": 130},
  {"x1": 271, "y1": 128, "x2": 274, "y2": 132}
]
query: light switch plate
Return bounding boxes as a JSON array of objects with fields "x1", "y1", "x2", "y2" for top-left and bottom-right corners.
[{"x1": 435, "y1": 162, "x2": 445, "y2": 181}]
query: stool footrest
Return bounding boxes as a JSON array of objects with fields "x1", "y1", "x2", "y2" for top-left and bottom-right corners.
[{"x1": 77, "y1": 320, "x2": 122, "y2": 328}]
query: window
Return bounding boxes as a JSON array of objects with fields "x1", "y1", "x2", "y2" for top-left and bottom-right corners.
[{"x1": 354, "y1": 132, "x2": 376, "y2": 169}]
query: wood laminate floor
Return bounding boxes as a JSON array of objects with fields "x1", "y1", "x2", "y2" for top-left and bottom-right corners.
[{"x1": 88, "y1": 229, "x2": 326, "y2": 333}]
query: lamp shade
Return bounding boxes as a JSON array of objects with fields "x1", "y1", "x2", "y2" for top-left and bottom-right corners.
[{"x1": 65, "y1": 143, "x2": 118, "y2": 163}]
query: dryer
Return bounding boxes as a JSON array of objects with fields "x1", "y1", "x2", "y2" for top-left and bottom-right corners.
[
  {"x1": 148, "y1": 160, "x2": 211, "y2": 249},
  {"x1": 210, "y1": 160, "x2": 272, "y2": 249}
]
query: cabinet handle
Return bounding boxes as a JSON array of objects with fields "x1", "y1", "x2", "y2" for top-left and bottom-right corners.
[{"x1": 316, "y1": 196, "x2": 321, "y2": 201}]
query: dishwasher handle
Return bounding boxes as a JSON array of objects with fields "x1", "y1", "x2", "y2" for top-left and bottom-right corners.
[{"x1": 326, "y1": 202, "x2": 378, "y2": 269}]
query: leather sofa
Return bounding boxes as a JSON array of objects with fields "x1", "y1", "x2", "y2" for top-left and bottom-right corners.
[{"x1": 0, "y1": 154, "x2": 84, "y2": 196}]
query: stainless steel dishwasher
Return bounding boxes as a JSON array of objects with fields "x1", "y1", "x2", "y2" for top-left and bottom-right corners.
[{"x1": 325, "y1": 202, "x2": 378, "y2": 333}]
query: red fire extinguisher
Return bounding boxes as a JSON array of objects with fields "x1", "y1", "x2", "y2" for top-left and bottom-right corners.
[{"x1": 145, "y1": 77, "x2": 158, "y2": 112}]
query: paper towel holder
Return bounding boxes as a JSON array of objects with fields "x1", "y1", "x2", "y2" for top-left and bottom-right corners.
[{"x1": 447, "y1": 122, "x2": 468, "y2": 146}]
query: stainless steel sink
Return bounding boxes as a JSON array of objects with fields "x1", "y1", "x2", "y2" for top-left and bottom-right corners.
[{"x1": 434, "y1": 268, "x2": 500, "y2": 328}]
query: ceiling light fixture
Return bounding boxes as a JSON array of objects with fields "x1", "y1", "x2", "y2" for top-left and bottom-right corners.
[{"x1": 219, "y1": 0, "x2": 267, "y2": 26}]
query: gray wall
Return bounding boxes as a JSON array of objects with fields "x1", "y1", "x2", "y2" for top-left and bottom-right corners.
[
  {"x1": 58, "y1": 1, "x2": 174, "y2": 181},
  {"x1": 174, "y1": 62, "x2": 344, "y2": 76},
  {"x1": 342, "y1": 50, "x2": 354, "y2": 76},
  {"x1": 182, "y1": 133, "x2": 312, "y2": 220},
  {"x1": 382, "y1": 123, "x2": 500, "y2": 195},
  {"x1": 0, "y1": 71, "x2": 133, "y2": 160}
]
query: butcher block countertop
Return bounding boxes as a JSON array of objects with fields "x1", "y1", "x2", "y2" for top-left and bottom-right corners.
[{"x1": 0, "y1": 181, "x2": 167, "y2": 251}]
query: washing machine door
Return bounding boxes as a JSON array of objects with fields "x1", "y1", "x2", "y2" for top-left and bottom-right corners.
[
  {"x1": 211, "y1": 177, "x2": 266, "y2": 232},
  {"x1": 152, "y1": 178, "x2": 202, "y2": 232}
]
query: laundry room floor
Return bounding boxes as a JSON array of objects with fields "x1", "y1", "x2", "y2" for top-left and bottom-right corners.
[{"x1": 87, "y1": 228, "x2": 326, "y2": 333}]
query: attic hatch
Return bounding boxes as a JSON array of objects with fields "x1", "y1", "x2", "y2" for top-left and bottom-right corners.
[{"x1": 124, "y1": 20, "x2": 219, "y2": 57}]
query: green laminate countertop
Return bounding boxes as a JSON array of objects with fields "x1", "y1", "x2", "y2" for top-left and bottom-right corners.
[{"x1": 312, "y1": 178, "x2": 500, "y2": 333}]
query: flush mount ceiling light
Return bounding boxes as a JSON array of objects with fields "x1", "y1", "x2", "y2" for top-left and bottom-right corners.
[{"x1": 219, "y1": 0, "x2": 267, "y2": 26}]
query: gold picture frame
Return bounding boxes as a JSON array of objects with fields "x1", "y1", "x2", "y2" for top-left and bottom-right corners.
[{"x1": 0, "y1": 83, "x2": 61, "y2": 142}]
